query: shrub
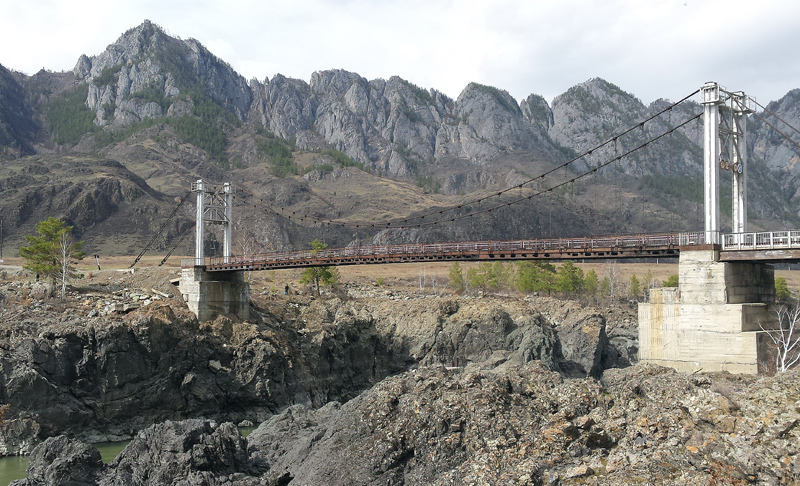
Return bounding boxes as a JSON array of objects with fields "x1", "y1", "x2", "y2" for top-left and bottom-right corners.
[
  {"x1": 663, "y1": 274, "x2": 679, "y2": 287},
  {"x1": 449, "y1": 262, "x2": 465, "y2": 292},
  {"x1": 776, "y1": 277, "x2": 792, "y2": 301}
]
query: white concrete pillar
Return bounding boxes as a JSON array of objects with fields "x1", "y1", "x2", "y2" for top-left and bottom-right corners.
[
  {"x1": 731, "y1": 92, "x2": 748, "y2": 240},
  {"x1": 702, "y1": 82, "x2": 721, "y2": 245},
  {"x1": 223, "y1": 182, "x2": 233, "y2": 263},
  {"x1": 195, "y1": 179, "x2": 205, "y2": 264}
]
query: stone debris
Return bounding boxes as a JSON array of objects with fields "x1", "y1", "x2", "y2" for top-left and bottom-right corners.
[
  {"x1": 3, "y1": 267, "x2": 797, "y2": 485},
  {"x1": 17, "y1": 362, "x2": 800, "y2": 485}
]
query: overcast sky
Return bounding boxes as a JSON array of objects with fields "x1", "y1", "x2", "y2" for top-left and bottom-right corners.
[{"x1": 1, "y1": 0, "x2": 799, "y2": 106}]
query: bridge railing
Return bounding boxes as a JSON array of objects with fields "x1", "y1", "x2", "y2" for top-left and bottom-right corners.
[
  {"x1": 678, "y1": 232, "x2": 704, "y2": 246},
  {"x1": 722, "y1": 230, "x2": 800, "y2": 250},
  {"x1": 187, "y1": 232, "x2": 697, "y2": 269}
]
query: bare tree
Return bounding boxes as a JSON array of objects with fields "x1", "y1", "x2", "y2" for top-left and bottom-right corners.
[
  {"x1": 233, "y1": 215, "x2": 262, "y2": 257},
  {"x1": 761, "y1": 304, "x2": 800, "y2": 373},
  {"x1": 232, "y1": 215, "x2": 264, "y2": 282},
  {"x1": 604, "y1": 262, "x2": 621, "y2": 303},
  {"x1": 57, "y1": 228, "x2": 84, "y2": 301}
]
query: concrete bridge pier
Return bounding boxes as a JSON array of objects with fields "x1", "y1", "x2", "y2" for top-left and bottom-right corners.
[
  {"x1": 180, "y1": 267, "x2": 249, "y2": 322},
  {"x1": 638, "y1": 248, "x2": 775, "y2": 374}
]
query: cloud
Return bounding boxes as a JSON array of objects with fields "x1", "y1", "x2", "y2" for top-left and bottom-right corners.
[{"x1": 1, "y1": 0, "x2": 798, "y2": 105}]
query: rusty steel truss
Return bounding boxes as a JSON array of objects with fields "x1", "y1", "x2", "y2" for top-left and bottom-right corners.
[{"x1": 183, "y1": 232, "x2": 709, "y2": 271}]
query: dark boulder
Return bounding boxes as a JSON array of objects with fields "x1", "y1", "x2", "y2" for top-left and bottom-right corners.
[
  {"x1": 99, "y1": 419, "x2": 264, "y2": 485},
  {"x1": 11, "y1": 435, "x2": 102, "y2": 486}
]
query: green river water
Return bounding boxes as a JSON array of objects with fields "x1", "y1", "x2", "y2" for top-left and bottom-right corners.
[
  {"x1": 0, "y1": 440, "x2": 128, "y2": 485},
  {"x1": 0, "y1": 427, "x2": 256, "y2": 485}
]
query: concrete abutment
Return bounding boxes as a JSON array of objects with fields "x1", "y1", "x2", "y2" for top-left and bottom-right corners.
[
  {"x1": 639, "y1": 249, "x2": 775, "y2": 374},
  {"x1": 180, "y1": 267, "x2": 250, "y2": 322}
]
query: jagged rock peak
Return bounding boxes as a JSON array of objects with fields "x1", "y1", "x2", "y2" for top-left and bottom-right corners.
[
  {"x1": 548, "y1": 77, "x2": 649, "y2": 157},
  {"x1": 763, "y1": 88, "x2": 800, "y2": 117},
  {"x1": 458, "y1": 82, "x2": 522, "y2": 115},
  {"x1": 73, "y1": 20, "x2": 168, "y2": 78},
  {"x1": 310, "y1": 69, "x2": 368, "y2": 95},
  {"x1": 521, "y1": 93, "x2": 554, "y2": 132},
  {"x1": 72, "y1": 19, "x2": 251, "y2": 127},
  {"x1": 553, "y1": 77, "x2": 643, "y2": 112}
]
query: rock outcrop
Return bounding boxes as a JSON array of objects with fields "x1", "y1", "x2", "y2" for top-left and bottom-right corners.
[
  {"x1": 0, "y1": 292, "x2": 612, "y2": 455},
  {"x1": 11, "y1": 420, "x2": 270, "y2": 486},
  {"x1": 75, "y1": 20, "x2": 252, "y2": 127},
  {"x1": 245, "y1": 363, "x2": 800, "y2": 485},
  {"x1": 100, "y1": 420, "x2": 264, "y2": 485},
  {"x1": 17, "y1": 363, "x2": 800, "y2": 485},
  {"x1": 11, "y1": 435, "x2": 103, "y2": 486}
]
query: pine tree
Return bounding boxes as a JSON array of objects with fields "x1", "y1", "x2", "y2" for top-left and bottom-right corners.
[
  {"x1": 299, "y1": 239, "x2": 338, "y2": 296},
  {"x1": 19, "y1": 217, "x2": 85, "y2": 300},
  {"x1": 515, "y1": 261, "x2": 557, "y2": 294},
  {"x1": 663, "y1": 274, "x2": 679, "y2": 287},
  {"x1": 629, "y1": 274, "x2": 641, "y2": 301},
  {"x1": 584, "y1": 269, "x2": 599, "y2": 303},
  {"x1": 776, "y1": 277, "x2": 791, "y2": 301},
  {"x1": 556, "y1": 261, "x2": 584, "y2": 295},
  {"x1": 449, "y1": 262, "x2": 466, "y2": 292}
]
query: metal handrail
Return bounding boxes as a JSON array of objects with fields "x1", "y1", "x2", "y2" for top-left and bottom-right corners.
[
  {"x1": 722, "y1": 230, "x2": 800, "y2": 250},
  {"x1": 185, "y1": 231, "x2": 698, "y2": 269}
]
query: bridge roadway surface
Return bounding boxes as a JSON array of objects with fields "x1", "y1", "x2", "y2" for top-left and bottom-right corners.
[{"x1": 183, "y1": 230, "x2": 800, "y2": 272}]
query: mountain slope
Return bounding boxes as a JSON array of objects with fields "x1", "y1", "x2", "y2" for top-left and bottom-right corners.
[
  {"x1": 0, "y1": 20, "x2": 798, "y2": 257},
  {"x1": 0, "y1": 64, "x2": 39, "y2": 156}
]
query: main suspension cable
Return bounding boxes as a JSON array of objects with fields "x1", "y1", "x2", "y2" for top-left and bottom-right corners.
[
  {"x1": 750, "y1": 109, "x2": 800, "y2": 156},
  {"x1": 130, "y1": 191, "x2": 191, "y2": 268},
  {"x1": 236, "y1": 112, "x2": 702, "y2": 230},
  {"x1": 158, "y1": 223, "x2": 194, "y2": 266},
  {"x1": 392, "y1": 88, "x2": 701, "y2": 224}
]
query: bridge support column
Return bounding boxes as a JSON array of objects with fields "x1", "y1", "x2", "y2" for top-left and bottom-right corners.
[
  {"x1": 180, "y1": 267, "x2": 249, "y2": 322},
  {"x1": 638, "y1": 249, "x2": 775, "y2": 374},
  {"x1": 702, "y1": 82, "x2": 722, "y2": 245}
]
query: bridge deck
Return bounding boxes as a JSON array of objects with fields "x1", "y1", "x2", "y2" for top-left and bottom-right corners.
[
  {"x1": 181, "y1": 230, "x2": 800, "y2": 271},
  {"x1": 720, "y1": 230, "x2": 800, "y2": 262},
  {"x1": 190, "y1": 233, "x2": 694, "y2": 272}
]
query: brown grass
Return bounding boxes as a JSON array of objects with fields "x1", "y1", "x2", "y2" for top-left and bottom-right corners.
[
  {"x1": 264, "y1": 260, "x2": 683, "y2": 289},
  {"x1": 4, "y1": 254, "x2": 800, "y2": 295}
]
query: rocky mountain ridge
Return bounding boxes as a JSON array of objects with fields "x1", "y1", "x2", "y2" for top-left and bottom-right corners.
[{"x1": 0, "y1": 20, "x2": 799, "y2": 256}]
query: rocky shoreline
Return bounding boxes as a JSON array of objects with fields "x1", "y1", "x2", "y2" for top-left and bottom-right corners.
[
  {"x1": 11, "y1": 362, "x2": 800, "y2": 485},
  {"x1": 4, "y1": 272, "x2": 798, "y2": 484},
  {"x1": 0, "y1": 273, "x2": 626, "y2": 456}
]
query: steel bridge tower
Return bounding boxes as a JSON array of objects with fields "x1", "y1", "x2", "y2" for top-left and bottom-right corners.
[
  {"x1": 192, "y1": 179, "x2": 233, "y2": 263},
  {"x1": 701, "y1": 82, "x2": 754, "y2": 245},
  {"x1": 180, "y1": 179, "x2": 248, "y2": 321}
]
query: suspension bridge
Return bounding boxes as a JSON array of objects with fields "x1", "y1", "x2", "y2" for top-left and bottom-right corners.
[
  {"x1": 186, "y1": 230, "x2": 800, "y2": 272},
  {"x1": 134, "y1": 81, "x2": 800, "y2": 375}
]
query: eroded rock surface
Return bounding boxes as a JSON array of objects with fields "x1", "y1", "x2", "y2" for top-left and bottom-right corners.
[
  {"x1": 249, "y1": 362, "x2": 800, "y2": 485},
  {"x1": 0, "y1": 292, "x2": 613, "y2": 455},
  {"x1": 16, "y1": 363, "x2": 800, "y2": 485}
]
